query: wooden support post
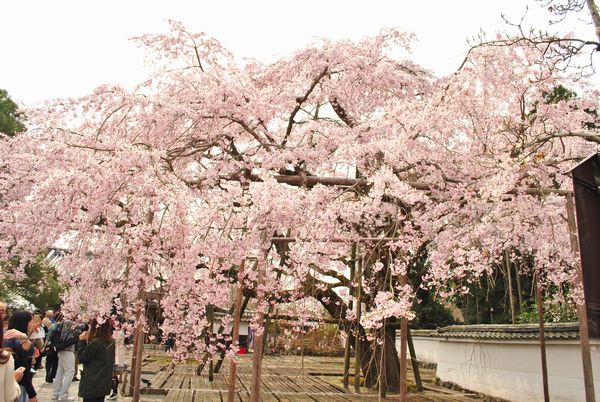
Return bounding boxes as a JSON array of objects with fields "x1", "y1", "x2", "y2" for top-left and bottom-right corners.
[
  {"x1": 343, "y1": 243, "x2": 356, "y2": 389},
  {"x1": 208, "y1": 305, "x2": 214, "y2": 383},
  {"x1": 536, "y1": 273, "x2": 550, "y2": 402},
  {"x1": 379, "y1": 321, "x2": 387, "y2": 398},
  {"x1": 250, "y1": 236, "x2": 269, "y2": 402},
  {"x1": 399, "y1": 273, "x2": 408, "y2": 402},
  {"x1": 262, "y1": 235, "x2": 289, "y2": 358},
  {"x1": 227, "y1": 260, "x2": 245, "y2": 402},
  {"x1": 566, "y1": 193, "x2": 596, "y2": 402},
  {"x1": 407, "y1": 327, "x2": 423, "y2": 392},
  {"x1": 354, "y1": 255, "x2": 363, "y2": 394},
  {"x1": 129, "y1": 293, "x2": 146, "y2": 402},
  {"x1": 400, "y1": 318, "x2": 408, "y2": 401},
  {"x1": 131, "y1": 318, "x2": 145, "y2": 402},
  {"x1": 129, "y1": 322, "x2": 139, "y2": 398},
  {"x1": 261, "y1": 272, "x2": 284, "y2": 357},
  {"x1": 214, "y1": 295, "x2": 250, "y2": 373},
  {"x1": 342, "y1": 321, "x2": 352, "y2": 389},
  {"x1": 515, "y1": 263, "x2": 524, "y2": 313},
  {"x1": 300, "y1": 329, "x2": 305, "y2": 376},
  {"x1": 505, "y1": 250, "x2": 516, "y2": 324}
]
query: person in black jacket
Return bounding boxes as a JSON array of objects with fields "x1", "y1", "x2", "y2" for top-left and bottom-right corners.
[
  {"x1": 77, "y1": 318, "x2": 115, "y2": 402},
  {"x1": 4, "y1": 310, "x2": 38, "y2": 402},
  {"x1": 51, "y1": 319, "x2": 80, "y2": 401}
]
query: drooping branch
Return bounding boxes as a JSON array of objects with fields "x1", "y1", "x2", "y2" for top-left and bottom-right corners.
[
  {"x1": 281, "y1": 67, "x2": 329, "y2": 147},
  {"x1": 330, "y1": 97, "x2": 356, "y2": 128}
]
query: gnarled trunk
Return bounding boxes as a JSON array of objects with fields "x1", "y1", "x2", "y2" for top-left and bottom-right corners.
[{"x1": 357, "y1": 325, "x2": 400, "y2": 393}]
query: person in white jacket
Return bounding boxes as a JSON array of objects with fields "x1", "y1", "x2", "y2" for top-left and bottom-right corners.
[{"x1": 1, "y1": 325, "x2": 25, "y2": 402}]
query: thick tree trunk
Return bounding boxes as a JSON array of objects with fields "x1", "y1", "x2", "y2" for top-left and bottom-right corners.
[
  {"x1": 358, "y1": 326, "x2": 400, "y2": 392},
  {"x1": 315, "y1": 286, "x2": 402, "y2": 393}
]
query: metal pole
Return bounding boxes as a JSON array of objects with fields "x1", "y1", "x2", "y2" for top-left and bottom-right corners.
[{"x1": 566, "y1": 193, "x2": 596, "y2": 402}]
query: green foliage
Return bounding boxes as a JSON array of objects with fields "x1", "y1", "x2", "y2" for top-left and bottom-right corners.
[
  {"x1": 408, "y1": 252, "x2": 456, "y2": 329},
  {"x1": 542, "y1": 84, "x2": 599, "y2": 129},
  {"x1": 0, "y1": 89, "x2": 26, "y2": 136},
  {"x1": 411, "y1": 298, "x2": 456, "y2": 329},
  {"x1": 453, "y1": 257, "x2": 535, "y2": 325},
  {"x1": 516, "y1": 300, "x2": 578, "y2": 324},
  {"x1": 542, "y1": 84, "x2": 577, "y2": 104},
  {"x1": 0, "y1": 251, "x2": 62, "y2": 311}
]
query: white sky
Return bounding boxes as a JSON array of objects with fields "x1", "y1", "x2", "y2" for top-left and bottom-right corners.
[{"x1": 1, "y1": 0, "x2": 597, "y2": 106}]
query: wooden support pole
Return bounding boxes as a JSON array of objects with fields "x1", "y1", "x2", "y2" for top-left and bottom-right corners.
[
  {"x1": 227, "y1": 260, "x2": 245, "y2": 402},
  {"x1": 505, "y1": 250, "x2": 516, "y2": 324},
  {"x1": 407, "y1": 327, "x2": 423, "y2": 392},
  {"x1": 378, "y1": 321, "x2": 387, "y2": 399},
  {"x1": 536, "y1": 273, "x2": 550, "y2": 402},
  {"x1": 214, "y1": 295, "x2": 250, "y2": 373},
  {"x1": 208, "y1": 305, "x2": 214, "y2": 383},
  {"x1": 127, "y1": 322, "x2": 138, "y2": 396},
  {"x1": 566, "y1": 193, "x2": 596, "y2": 402},
  {"x1": 250, "y1": 235, "x2": 269, "y2": 402},
  {"x1": 131, "y1": 315, "x2": 145, "y2": 402},
  {"x1": 129, "y1": 321, "x2": 140, "y2": 398},
  {"x1": 399, "y1": 273, "x2": 408, "y2": 402},
  {"x1": 515, "y1": 263, "x2": 524, "y2": 313},
  {"x1": 343, "y1": 243, "x2": 356, "y2": 389},
  {"x1": 354, "y1": 255, "x2": 363, "y2": 394},
  {"x1": 261, "y1": 273, "x2": 284, "y2": 357}
]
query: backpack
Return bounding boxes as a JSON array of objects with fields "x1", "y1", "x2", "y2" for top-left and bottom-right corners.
[{"x1": 48, "y1": 322, "x2": 63, "y2": 346}]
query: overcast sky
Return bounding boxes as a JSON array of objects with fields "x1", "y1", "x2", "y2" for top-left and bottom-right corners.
[{"x1": 1, "y1": 0, "x2": 596, "y2": 105}]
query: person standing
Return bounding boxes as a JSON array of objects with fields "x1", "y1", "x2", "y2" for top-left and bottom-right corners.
[
  {"x1": 28, "y1": 315, "x2": 44, "y2": 372},
  {"x1": 4, "y1": 311, "x2": 38, "y2": 402},
  {"x1": 51, "y1": 319, "x2": 79, "y2": 401},
  {"x1": 77, "y1": 319, "x2": 115, "y2": 402},
  {"x1": 1, "y1": 325, "x2": 25, "y2": 402},
  {"x1": 43, "y1": 311, "x2": 62, "y2": 383},
  {"x1": 0, "y1": 302, "x2": 8, "y2": 334}
]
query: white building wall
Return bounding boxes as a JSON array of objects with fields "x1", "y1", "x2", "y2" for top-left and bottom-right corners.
[{"x1": 398, "y1": 336, "x2": 600, "y2": 402}]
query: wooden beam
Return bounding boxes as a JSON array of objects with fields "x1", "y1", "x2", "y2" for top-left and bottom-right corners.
[
  {"x1": 254, "y1": 173, "x2": 572, "y2": 196},
  {"x1": 271, "y1": 236, "x2": 401, "y2": 243}
]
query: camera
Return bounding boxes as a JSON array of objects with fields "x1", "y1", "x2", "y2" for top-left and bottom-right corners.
[{"x1": 75, "y1": 322, "x2": 89, "y2": 334}]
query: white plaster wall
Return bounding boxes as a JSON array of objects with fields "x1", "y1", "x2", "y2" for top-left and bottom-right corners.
[
  {"x1": 403, "y1": 336, "x2": 600, "y2": 402},
  {"x1": 396, "y1": 336, "x2": 439, "y2": 364}
]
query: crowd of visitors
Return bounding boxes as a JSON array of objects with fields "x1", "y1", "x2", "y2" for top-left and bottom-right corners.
[{"x1": 0, "y1": 301, "x2": 124, "y2": 402}]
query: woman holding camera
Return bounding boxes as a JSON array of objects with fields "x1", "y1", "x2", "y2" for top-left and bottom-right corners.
[
  {"x1": 4, "y1": 311, "x2": 37, "y2": 402},
  {"x1": 77, "y1": 319, "x2": 115, "y2": 402},
  {"x1": 1, "y1": 324, "x2": 25, "y2": 402}
]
